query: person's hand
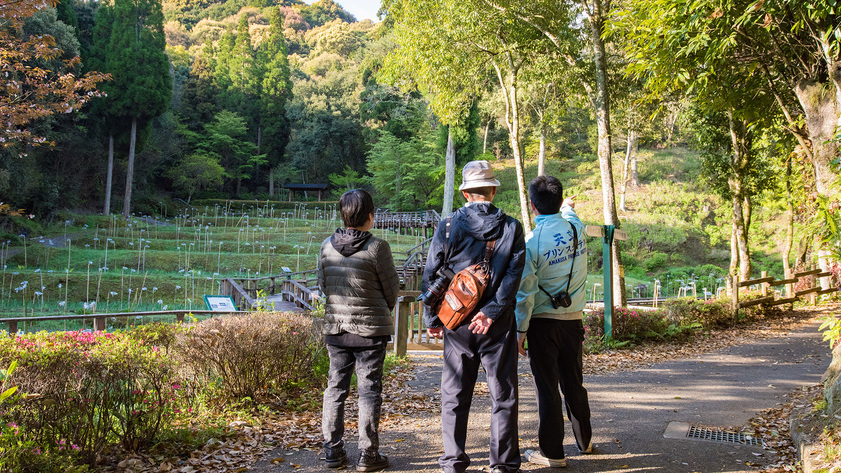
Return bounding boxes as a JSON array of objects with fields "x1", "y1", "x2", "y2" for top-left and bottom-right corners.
[
  {"x1": 468, "y1": 312, "x2": 493, "y2": 334},
  {"x1": 427, "y1": 327, "x2": 444, "y2": 339},
  {"x1": 517, "y1": 332, "x2": 528, "y2": 356},
  {"x1": 564, "y1": 194, "x2": 577, "y2": 209}
]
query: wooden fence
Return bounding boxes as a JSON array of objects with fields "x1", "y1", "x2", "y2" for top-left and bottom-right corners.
[
  {"x1": 731, "y1": 267, "x2": 839, "y2": 314},
  {"x1": 373, "y1": 210, "x2": 441, "y2": 237}
]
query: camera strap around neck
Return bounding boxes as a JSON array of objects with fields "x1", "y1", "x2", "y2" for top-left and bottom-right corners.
[{"x1": 538, "y1": 223, "x2": 578, "y2": 300}]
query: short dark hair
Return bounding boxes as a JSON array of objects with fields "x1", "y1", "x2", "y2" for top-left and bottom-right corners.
[
  {"x1": 463, "y1": 186, "x2": 496, "y2": 200},
  {"x1": 529, "y1": 175, "x2": 563, "y2": 215},
  {"x1": 340, "y1": 189, "x2": 374, "y2": 228}
]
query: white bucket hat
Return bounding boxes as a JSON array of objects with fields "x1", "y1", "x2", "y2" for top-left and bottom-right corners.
[{"x1": 459, "y1": 160, "x2": 500, "y2": 191}]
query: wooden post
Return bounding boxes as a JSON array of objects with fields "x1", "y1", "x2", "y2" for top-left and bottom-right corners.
[
  {"x1": 176, "y1": 313, "x2": 185, "y2": 323},
  {"x1": 811, "y1": 264, "x2": 818, "y2": 305},
  {"x1": 761, "y1": 270, "x2": 768, "y2": 297},
  {"x1": 731, "y1": 274, "x2": 739, "y2": 319},
  {"x1": 8, "y1": 321, "x2": 17, "y2": 336},
  {"x1": 95, "y1": 316, "x2": 106, "y2": 331},
  {"x1": 393, "y1": 296, "x2": 411, "y2": 357}
]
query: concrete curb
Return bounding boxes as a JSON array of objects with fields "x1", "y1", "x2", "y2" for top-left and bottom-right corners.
[{"x1": 790, "y1": 399, "x2": 827, "y2": 473}]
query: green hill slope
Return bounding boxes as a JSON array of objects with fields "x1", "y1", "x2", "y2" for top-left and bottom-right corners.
[{"x1": 490, "y1": 147, "x2": 785, "y2": 297}]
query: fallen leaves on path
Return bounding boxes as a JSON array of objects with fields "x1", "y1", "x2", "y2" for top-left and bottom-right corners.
[{"x1": 110, "y1": 304, "x2": 833, "y2": 472}]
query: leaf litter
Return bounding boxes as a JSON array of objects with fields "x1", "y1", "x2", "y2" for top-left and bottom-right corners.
[{"x1": 107, "y1": 304, "x2": 831, "y2": 472}]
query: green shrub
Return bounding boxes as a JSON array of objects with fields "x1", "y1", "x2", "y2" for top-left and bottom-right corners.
[
  {"x1": 175, "y1": 312, "x2": 325, "y2": 402},
  {"x1": 642, "y1": 252, "x2": 669, "y2": 273},
  {"x1": 584, "y1": 307, "x2": 670, "y2": 343},
  {"x1": 664, "y1": 297, "x2": 733, "y2": 328}
]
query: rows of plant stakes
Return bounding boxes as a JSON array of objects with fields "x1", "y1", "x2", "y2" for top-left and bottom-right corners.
[{"x1": 0, "y1": 201, "x2": 433, "y2": 330}]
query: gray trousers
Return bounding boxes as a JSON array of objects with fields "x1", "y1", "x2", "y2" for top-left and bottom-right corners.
[
  {"x1": 439, "y1": 317, "x2": 520, "y2": 473},
  {"x1": 322, "y1": 343, "x2": 387, "y2": 453}
]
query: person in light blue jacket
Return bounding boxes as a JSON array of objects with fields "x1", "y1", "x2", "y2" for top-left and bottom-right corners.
[{"x1": 515, "y1": 175, "x2": 592, "y2": 468}]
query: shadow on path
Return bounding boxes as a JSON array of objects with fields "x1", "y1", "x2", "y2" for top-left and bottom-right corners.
[{"x1": 249, "y1": 321, "x2": 829, "y2": 473}]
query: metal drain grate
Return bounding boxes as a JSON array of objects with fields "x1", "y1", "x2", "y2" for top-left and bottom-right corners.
[
  {"x1": 686, "y1": 425, "x2": 761, "y2": 446},
  {"x1": 664, "y1": 422, "x2": 763, "y2": 446}
]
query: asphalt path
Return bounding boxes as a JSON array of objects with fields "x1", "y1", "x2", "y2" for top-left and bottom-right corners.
[{"x1": 249, "y1": 320, "x2": 830, "y2": 473}]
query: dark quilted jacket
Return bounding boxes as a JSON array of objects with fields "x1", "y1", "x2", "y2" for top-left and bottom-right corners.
[{"x1": 317, "y1": 231, "x2": 400, "y2": 337}]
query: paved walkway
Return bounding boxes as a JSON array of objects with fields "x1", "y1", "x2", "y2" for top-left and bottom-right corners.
[{"x1": 249, "y1": 320, "x2": 830, "y2": 473}]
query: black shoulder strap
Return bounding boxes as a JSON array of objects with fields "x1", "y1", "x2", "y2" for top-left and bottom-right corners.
[
  {"x1": 443, "y1": 215, "x2": 453, "y2": 260},
  {"x1": 567, "y1": 224, "x2": 578, "y2": 288}
]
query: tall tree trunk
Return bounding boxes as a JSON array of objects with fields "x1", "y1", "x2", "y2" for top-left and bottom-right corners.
[
  {"x1": 482, "y1": 121, "x2": 490, "y2": 154},
  {"x1": 442, "y1": 128, "x2": 456, "y2": 216},
  {"x1": 269, "y1": 168, "x2": 274, "y2": 197},
  {"x1": 619, "y1": 128, "x2": 635, "y2": 211},
  {"x1": 537, "y1": 122, "x2": 546, "y2": 177},
  {"x1": 122, "y1": 118, "x2": 137, "y2": 219},
  {"x1": 782, "y1": 159, "x2": 793, "y2": 278},
  {"x1": 795, "y1": 71, "x2": 841, "y2": 289},
  {"x1": 104, "y1": 133, "x2": 114, "y2": 215},
  {"x1": 631, "y1": 152, "x2": 639, "y2": 187},
  {"x1": 729, "y1": 223, "x2": 738, "y2": 288},
  {"x1": 738, "y1": 195, "x2": 752, "y2": 279},
  {"x1": 585, "y1": 0, "x2": 624, "y2": 306},
  {"x1": 492, "y1": 52, "x2": 531, "y2": 231},
  {"x1": 727, "y1": 111, "x2": 753, "y2": 280}
]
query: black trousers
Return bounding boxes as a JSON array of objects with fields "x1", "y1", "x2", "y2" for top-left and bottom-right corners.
[
  {"x1": 527, "y1": 318, "x2": 592, "y2": 459},
  {"x1": 439, "y1": 315, "x2": 520, "y2": 473}
]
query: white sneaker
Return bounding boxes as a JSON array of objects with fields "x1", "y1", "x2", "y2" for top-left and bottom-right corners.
[{"x1": 524, "y1": 450, "x2": 567, "y2": 468}]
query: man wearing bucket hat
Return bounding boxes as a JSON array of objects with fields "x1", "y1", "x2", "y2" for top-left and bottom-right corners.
[{"x1": 421, "y1": 160, "x2": 526, "y2": 473}]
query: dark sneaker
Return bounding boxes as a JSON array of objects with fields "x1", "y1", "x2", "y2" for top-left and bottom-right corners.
[
  {"x1": 325, "y1": 446, "x2": 347, "y2": 468},
  {"x1": 525, "y1": 449, "x2": 567, "y2": 468},
  {"x1": 356, "y1": 450, "x2": 389, "y2": 472},
  {"x1": 491, "y1": 468, "x2": 523, "y2": 473}
]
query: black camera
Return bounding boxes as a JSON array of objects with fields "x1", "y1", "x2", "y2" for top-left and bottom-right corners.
[
  {"x1": 549, "y1": 291, "x2": 572, "y2": 309},
  {"x1": 417, "y1": 266, "x2": 456, "y2": 306}
]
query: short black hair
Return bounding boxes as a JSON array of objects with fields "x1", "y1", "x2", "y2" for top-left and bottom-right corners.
[
  {"x1": 339, "y1": 189, "x2": 374, "y2": 228},
  {"x1": 529, "y1": 175, "x2": 563, "y2": 215},
  {"x1": 463, "y1": 186, "x2": 496, "y2": 200}
]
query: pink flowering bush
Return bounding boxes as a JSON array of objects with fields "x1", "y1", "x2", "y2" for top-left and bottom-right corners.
[{"x1": 0, "y1": 330, "x2": 178, "y2": 467}]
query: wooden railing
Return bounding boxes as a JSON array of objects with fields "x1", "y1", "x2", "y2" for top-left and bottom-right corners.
[
  {"x1": 373, "y1": 210, "x2": 441, "y2": 236},
  {"x1": 392, "y1": 291, "x2": 441, "y2": 355},
  {"x1": 0, "y1": 310, "x2": 237, "y2": 334},
  {"x1": 731, "y1": 267, "x2": 838, "y2": 314}
]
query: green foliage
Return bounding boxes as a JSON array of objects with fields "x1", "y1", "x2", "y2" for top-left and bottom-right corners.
[
  {"x1": 366, "y1": 131, "x2": 442, "y2": 210},
  {"x1": 664, "y1": 297, "x2": 733, "y2": 329},
  {"x1": 102, "y1": 0, "x2": 171, "y2": 121},
  {"x1": 328, "y1": 166, "x2": 365, "y2": 192},
  {"x1": 167, "y1": 153, "x2": 226, "y2": 203},
  {"x1": 200, "y1": 111, "x2": 264, "y2": 190},
  {"x1": 819, "y1": 314, "x2": 841, "y2": 348}
]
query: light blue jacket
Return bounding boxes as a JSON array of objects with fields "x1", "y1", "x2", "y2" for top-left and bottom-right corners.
[{"x1": 515, "y1": 204, "x2": 587, "y2": 332}]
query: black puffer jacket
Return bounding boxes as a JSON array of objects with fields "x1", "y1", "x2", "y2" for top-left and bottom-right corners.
[
  {"x1": 318, "y1": 229, "x2": 400, "y2": 337},
  {"x1": 421, "y1": 202, "x2": 525, "y2": 328}
]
